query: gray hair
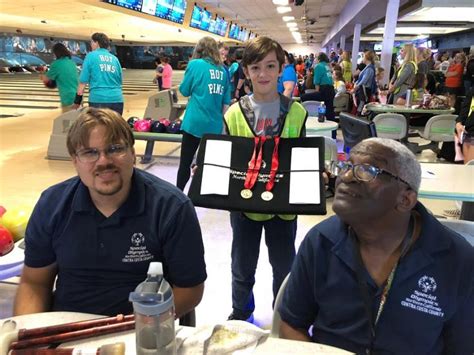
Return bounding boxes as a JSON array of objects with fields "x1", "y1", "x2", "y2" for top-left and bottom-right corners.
[{"x1": 351, "y1": 138, "x2": 421, "y2": 191}]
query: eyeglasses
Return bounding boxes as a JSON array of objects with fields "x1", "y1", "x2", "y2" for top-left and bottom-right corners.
[
  {"x1": 332, "y1": 161, "x2": 412, "y2": 189},
  {"x1": 75, "y1": 144, "x2": 128, "y2": 163}
]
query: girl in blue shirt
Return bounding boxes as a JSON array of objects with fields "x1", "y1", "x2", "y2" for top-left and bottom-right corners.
[
  {"x1": 277, "y1": 51, "x2": 297, "y2": 98},
  {"x1": 177, "y1": 37, "x2": 231, "y2": 190}
]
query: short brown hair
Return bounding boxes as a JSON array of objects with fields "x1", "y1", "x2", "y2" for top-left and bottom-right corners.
[
  {"x1": 66, "y1": 108, "x2": 134, "y2": 156},
  {"x1": 91, "y1": 32, "x2": 110, "y2": 49},
  {"x1": 241, "y1": 36, "x2": 285, "y2": 69}
]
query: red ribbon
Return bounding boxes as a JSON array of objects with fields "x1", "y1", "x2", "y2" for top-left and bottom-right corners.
[
  {"x1": 243, "y1": 136, "x2": 266, "y2": 190},
  {"x1": 265, "y1": 137, "x2": 280, "y2": 192}
]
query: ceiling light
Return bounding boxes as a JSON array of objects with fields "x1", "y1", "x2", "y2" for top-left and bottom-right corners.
[
  {"x1": 276, "y1": 6, "x2": 292, "y2": 14},
  {"x1": 400, "y1": 6, "x2": 474, "y2": 22},
  {"x1": 368, "y1": 24, "x2": 468, "y2": 35},
  {"x1": 272, "y1": 0, "x2": 288, "y2": 5},
  {"x1": 360, "y1": 35, "x2": 419, "y2": 41},
  {"x1": 282, "y1": 16, "x2": 295, "y2": 21},
  {"x1": 289, "y1": 27, "x2": 299, "y2": 32},
  {"x1": 286, "y1": 22, "x2": 297, "y2": 27}
]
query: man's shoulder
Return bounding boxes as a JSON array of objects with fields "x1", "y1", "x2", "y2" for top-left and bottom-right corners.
[
  {"x1": 34, "y1": 176, "x2": 81, "y2": 220},
  {"x1": 135, "y1": 169, "x2": 190, "y2": 206},
  {"x1": 303, "y1": 215, "x2": 347, "y2": 249},
  {"x1": 41, "y1": 176, "x2": 81, "y2": 200}
]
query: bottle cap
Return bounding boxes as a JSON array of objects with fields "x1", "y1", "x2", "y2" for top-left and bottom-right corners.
[{"x1": 147, "y1": 262, "x2": 163, "y2": 277}]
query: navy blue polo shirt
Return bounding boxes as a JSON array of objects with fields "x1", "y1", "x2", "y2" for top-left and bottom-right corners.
[
  {"x1": 25, "y1": 169, "x2": 207, "y2": 316},
  {"x1": 279, "y1": 203, "x2": 474, "y2": 354}
]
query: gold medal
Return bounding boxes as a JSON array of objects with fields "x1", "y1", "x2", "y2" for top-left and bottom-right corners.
[
  {"x1": 241, "y1": 189, "x2": 253, "y2": 199},
  {"x1": 261, "y1": 191, "x2": 274, "y2": 201}
]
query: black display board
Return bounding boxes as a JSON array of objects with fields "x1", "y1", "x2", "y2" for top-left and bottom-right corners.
[{"x1": 188, "y1": 134, "x2": 327, "y2": 215}]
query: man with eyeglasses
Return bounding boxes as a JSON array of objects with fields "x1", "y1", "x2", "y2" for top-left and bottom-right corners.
[
  {"x1": 14, "y1": 108, "x2": 206, "y2": 318},
  {"x1": 279, "y1": 138, "x2": 473, "y2": 354}
]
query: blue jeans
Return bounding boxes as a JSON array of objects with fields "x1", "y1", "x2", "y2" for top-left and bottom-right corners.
[
  {"x1": 230, "y1": 212, "x2": 297, "y2": 318},
  {"x1": 89, "y1": 102, "x2": 124, "y2": 116}
]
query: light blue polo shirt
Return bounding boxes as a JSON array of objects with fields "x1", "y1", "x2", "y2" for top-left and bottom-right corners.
[
  {"x1": 179, "y1": 58, "x2": 231, "y2": 138},
  {"x1": 80, "y1": 48, "x2": 123, "y2": 103}
]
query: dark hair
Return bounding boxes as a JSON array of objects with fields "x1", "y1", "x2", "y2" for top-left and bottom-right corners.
[
  {"x1": 52, "y1": 43, "x2": 71, "y2": 59},
  {"x1": 234, "y1": 48, "x2": 244, "y2": 61},
  {"x1": 241, "y1": 36, "x2": 285, "y2": 69},
  {"x1": 284, "y1": 50, "x2": 295, "y2": 65},
  {"x1": 317, "y1": 52, "x2": 330, "y2": 63},
  {"x1": 91, "y1": 32, "x2": 110, "y2": 49},
  {"x1": 67, "y1": 107, "x2": 134, "y2": 156},
  {"x1": 161, "y1": 57, "x2": 169, "y2": 64}
]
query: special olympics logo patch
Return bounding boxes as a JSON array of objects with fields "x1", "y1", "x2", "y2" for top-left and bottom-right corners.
[
  {"x1": 131, "y1": 232, "x2": 145, "y2": 246},
  {"x1": 418, "y1": 276, "x2": 437, "y2": 293}
]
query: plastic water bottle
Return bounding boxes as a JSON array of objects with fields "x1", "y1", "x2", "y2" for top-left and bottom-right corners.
[
  {"x1": 405, "y1": 89, "x2": 412, "y2": 107},
  {"x1": 318, "y1": 102, "x2": 326, "y2": 122},
  {"x1": 129, "y1": 262, "x2": 177, "y2": 355}
]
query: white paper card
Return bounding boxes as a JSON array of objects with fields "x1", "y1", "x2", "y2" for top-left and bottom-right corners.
[
  {"x1": 201, "y1": 165, "x2": 230, "y2": 195},
  {"x1": 200, "y1": 140, "x2": 232, "y2": 195},
  {"x1": 204, "y1": 140, "x2": 232, "y2": 167},
  {"x1": 289, "y1": 147, "x2": 320, "y2": 204},
  {"x1": 289, "y1": 172, "x2": 320, "y2": 204},
  {"x1": 290, "y1": 147, "x2": 319, "y2": 171}
]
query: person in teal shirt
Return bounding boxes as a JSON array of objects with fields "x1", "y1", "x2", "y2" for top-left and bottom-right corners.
[
  {"x1": 177, "y1": 36, "x2": 231, "y2": 190},
  {"x1": 41, "y1": 43, "x2": 78, "y2": 112},
  {"x1": 302, "y1": 52, "x2": 336, "y2": 123},
  {"x1": 74, "y1": 32, "x2": 123, "y2": 115}
]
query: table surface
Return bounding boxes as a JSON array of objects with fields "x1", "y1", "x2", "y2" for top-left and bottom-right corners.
[
  {"x1": 2, "y1": 312, "x2": 353, "y2": 355},
  {"x1": 306, "y1": 118, "x2": 339, "y2": 132},
  {"x1": 366, "y1": 103, "x2": 455, "y2": 115},
  {"x1": 419, "y1": 163, "x2": 474, "y2": 201}
]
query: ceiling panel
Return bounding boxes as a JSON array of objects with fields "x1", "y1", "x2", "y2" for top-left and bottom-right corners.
[{"x1": 0, "y1": 0, "x2": 348, "y2": 46}]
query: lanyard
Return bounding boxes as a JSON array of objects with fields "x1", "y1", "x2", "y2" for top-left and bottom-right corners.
[
  {"x1": 261, "y1": 137, "x2": 280, "y2": 201},
  {"x1": 241, "y1": 136, "x2": 266, "y2": 199},
  {"x1": 350, "y1": 214, "x2": 415, "y2": 354}
]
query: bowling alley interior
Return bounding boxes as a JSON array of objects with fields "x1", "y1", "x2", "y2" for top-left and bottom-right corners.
[{"x1": 0, "y1": 0, "x2": 473, "y2": 352}]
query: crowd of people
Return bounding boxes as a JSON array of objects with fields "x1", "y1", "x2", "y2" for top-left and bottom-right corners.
[{"x1": 16, "y1": 32, "x2": 473, "y2": 354}]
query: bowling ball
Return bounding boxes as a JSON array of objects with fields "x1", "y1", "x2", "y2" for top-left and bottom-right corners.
[
  {"x1": 167, "y1": 120, "x2": 182, "y2": 134},
  {"x1": 0, "y1": 205, "x2": 33, "y2": 242},
  {"x1": 0, "y1": 206, "x2": 6, "y2": 218},
  {"x1": 45, "y1": 80, "x2": 57, "y2": 89},
  {"x1": 133, "y1": 119, "x2": 152, "y2": 132},
  {"x1": 0, "y1": 226, "x2": 14, "y2": 257},
  {"x1": 159, "y1": 118, "x2": 171, "y2": 127},
  {"x1": 127, "y1": 116, "x2": 140, "y2": 129},
  {"x1": 150, "y1": 120, "x2": 166, "y2": 133}
]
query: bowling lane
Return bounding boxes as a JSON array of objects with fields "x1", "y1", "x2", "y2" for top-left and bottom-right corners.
[{"x1": 0, "y1": 69, "x2": 162, "y2": 117}]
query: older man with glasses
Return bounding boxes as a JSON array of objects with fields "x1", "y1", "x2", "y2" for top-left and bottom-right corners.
[
  {"x1": 279, "y1": 138, "x2": 473, "y2": 354},
  {"x1": 14, "y1": 108, "x2": 206, "y2": 318}
]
